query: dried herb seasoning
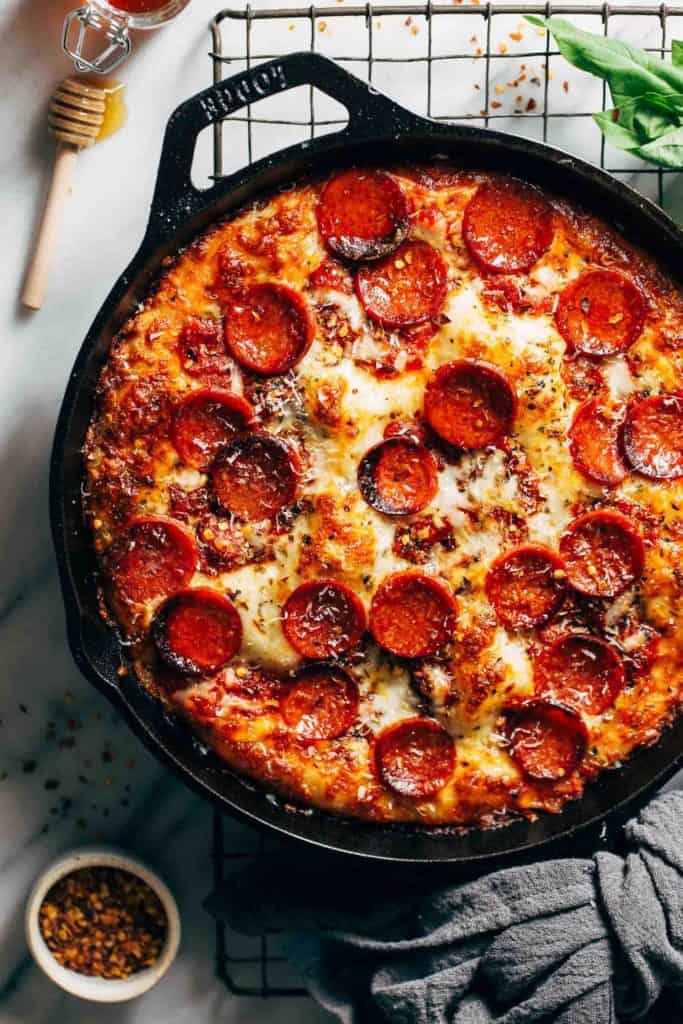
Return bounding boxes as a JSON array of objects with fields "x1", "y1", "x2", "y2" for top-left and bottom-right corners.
[{"x1": 39, "y1": 866, "x2": 167, "y2": 979}]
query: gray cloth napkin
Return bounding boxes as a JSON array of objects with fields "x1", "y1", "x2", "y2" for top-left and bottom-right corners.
[{"x1": 206, "y1": 792, "x2": 683, "y2": 1024}]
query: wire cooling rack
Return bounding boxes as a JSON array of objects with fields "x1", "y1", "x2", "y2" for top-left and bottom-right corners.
[{"x1": 207, "y1": 0, "x2": 683, "y2": 1002}]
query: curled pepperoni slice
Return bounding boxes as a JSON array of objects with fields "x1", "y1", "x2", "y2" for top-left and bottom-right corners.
[
  {"x1": 358, "y1": 438, "x2": 438, "y2": 516},
  {"x1": 110, "y1": 518, "x2": 197, "y2": 605},
  {"x1": 424, "y1": 360, "x2": 516, "y2": 449},
  {"x1": 370, "y1": 572, "x2": 457, "y2": 658},
  {"x1": 559, "y1": 510, "x2": 644, "y2": 598},
  {"x1": 535, "y1": 633, "x2": 625, "y2": 715},
  {"x1": 374, "y1": 717, "x2": 455, "y2": 799},
  {"x1": 622, "y1": 394, "x2": 683, "y2": 480},
  {"x1": 568, "y1": 399, "x2": 627, "y2": 488},
  {"x1": 224, "y1": 283, "x2": 313, "y2": 376},
  {"x1": 317, "y1": 169, "x2": 409, "y2": 262},
  {"x1": 502, "y1": 700, "x2": 587, "y2": 781},
  {"x1": 486, "y1": 545, "x2": 567, "y2": 630},
  {"x1": 171, "y1": 389, "x2": 254, "y2": 471},
  {"x1": 355, "y1": 240, "x2": 448, "y2": 328},
  {"x1": 462, "y1": 178, "x2": 554, "y2": 274},
  {"x1": 281, "y1": 666, "x2": 359, "y2": 739},
  {"x1": 555, "y1": 270, "x2": 646, "y2": 357},
  {"x1": 211, "y1": 433, "x2": 299, "y2": 522},
  {"x1": 282, "y1": 580, "x2": 367, "y2": 659},
  {"x1": 152, "y1": 588, "x2": 242, "y2": 676}
]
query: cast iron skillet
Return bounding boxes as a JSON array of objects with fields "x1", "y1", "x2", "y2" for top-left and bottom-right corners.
[{"x1": 51, "y1": 52, "x2": 683, "y2": 864}]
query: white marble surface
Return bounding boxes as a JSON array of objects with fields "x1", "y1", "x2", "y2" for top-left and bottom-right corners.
[{"x1": 1, "y1": 1, "x2": 683, "y2": 1021}]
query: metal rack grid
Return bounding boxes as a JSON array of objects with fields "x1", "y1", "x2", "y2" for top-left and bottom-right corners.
[{"x1": 207, "y1": 0, "x2": 682, "y2": 1001}]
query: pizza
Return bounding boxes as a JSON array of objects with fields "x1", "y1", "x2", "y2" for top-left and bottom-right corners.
[{"x1": 83, "y1": 164, "x2": 683, "y2": 828}]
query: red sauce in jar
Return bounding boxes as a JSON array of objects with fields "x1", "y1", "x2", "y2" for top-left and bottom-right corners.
[{"x1": 107, "y1": 0, "x2": 173, "y2": 13}]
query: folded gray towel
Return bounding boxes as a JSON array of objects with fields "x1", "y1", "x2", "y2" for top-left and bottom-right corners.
[{"x1": 206, "y1": 792, "x2": 683, "y2": 1023}]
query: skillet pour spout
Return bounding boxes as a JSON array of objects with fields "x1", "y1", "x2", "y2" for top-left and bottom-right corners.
[{"x1": 51, "y1": 52, "x2": 683, "y2": 864}]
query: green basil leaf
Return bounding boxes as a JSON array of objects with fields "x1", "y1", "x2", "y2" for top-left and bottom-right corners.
[
  {"x1": 604, "y1": 95, "x2": 680, "y2": 141},
  {"x1": 593, "y1": 109, "x2": 642, "y2": 152},
  {"x1": 529, "y1": 16, "x2": 683, "y2": 167},
  {"x1": 528, "y1": 16, "x2": 683, "y2": 101},
  {"x1": 638, "y1": 125, "x2": 683, "y2": 168},
  {"x1": 633, "y1": 103, "x2": 679, "y2": 142}
]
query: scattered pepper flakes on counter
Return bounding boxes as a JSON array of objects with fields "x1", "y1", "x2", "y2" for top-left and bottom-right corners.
[{"x1": 39, "y1": 867, "x2": 167, "y2": 979}]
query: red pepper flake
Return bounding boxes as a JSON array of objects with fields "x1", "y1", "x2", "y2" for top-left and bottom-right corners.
[
  {"x1": 563, "y1": 80, "x2": 570, "y2": 93},
  {"x1": 526, "y1": 98, "x2": 537, "y2": 112},
  {"x1": 39, "y1": 867, "x2": 167, "y2": 979}
]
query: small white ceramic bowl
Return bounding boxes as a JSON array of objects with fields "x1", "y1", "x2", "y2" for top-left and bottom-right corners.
[{"x1": 25, "y1": 845, "x2": 181, "y2": 1002}]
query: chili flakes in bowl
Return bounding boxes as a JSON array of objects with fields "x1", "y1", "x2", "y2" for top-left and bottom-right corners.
[{"x1": 38, "y1": 866, "x2": 167, "y2": 979}]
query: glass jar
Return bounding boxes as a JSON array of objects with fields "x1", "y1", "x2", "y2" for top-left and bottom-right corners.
[{"x1": 62, "y1": 0, "x2": 190, "y2": 75}]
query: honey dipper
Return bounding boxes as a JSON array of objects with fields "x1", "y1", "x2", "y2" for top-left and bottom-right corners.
[{"x1": 22, "y1": 77, "x2": 125, "y2": 310}]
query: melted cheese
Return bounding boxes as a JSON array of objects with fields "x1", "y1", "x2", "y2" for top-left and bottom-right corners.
[{"x1": 84, "y1": 165, "x2": 683, "y2": 827}]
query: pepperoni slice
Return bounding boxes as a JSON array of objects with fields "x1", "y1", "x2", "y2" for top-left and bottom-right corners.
[
  {"x1": 224, "y1": 283, "x2": 313, "y2": 376},
  {"x1": 485, "y1": 545, "x2": 567, "y2": 630},
  {"x1": 535, "y1": 633, "x2": 625, "y2": 715},
  {"x1": 462, "y1": 178, "x2": 554, "y2": 274},
  {"x1": 211, "y1": 433, "x2": 299, "y2": 522},
  {"x1": 370, "y1": 572, "x2": 457, "y2": 658},
  {"x1": 317, "y1": 169, "x2": 409, "y2": 262},
  {"x1": 355, "y1": 240, "x2": 448, "y2": 328},
  {"x1": 622, "y1": 394, "x2": 683, "y2": 480},
  {"x1": 170, "y1": 389, "x2": 254, "y2": 470},
  {"x1": 501, "y1": 700, "x2": 588, "y2": 781},
  {"x1": 568, "y1": 399, "x2": 627, "y2": 488},
  {"x1": 560, "y1": 510, "x2": 644, "y2": 598},
  {"x1": 110, "y1": 518, "x2": 197, "y2": 605},
  {"x1": 282, "y1": 580, "x2": 367, "y2": 659},
  {"x1": 281, "y1": 666, "x2": 359, "y2": 739},
  {"x1": 424, "y1": 360, "x2": 516, "y2": 449},
  {"x1": 358, "y1": 438, "x2": 438, "y2": 516},
  {"x1": 555, "y1": 269, "x2": 646, "y2": 357},
  {"x1": 152, "y1": 588, "x2": 242, "y2": 676},
  {"x1": 374, "y1": 717, "x2": 455, "y2": 798}
]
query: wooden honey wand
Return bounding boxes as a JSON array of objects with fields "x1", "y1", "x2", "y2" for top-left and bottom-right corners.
[{"x1": 22, "y1": 78, "x2": 108, "y2": 311}]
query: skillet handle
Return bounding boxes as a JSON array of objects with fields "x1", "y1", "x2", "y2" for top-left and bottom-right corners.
[{"x1": 147, "y1": 51, "x2": 425, "y2": 241}]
